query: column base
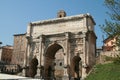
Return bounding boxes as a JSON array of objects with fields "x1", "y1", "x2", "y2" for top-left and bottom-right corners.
[
  {"x1": 35, "y1": 67, "x2": 41, "y2": 78},
  {"x1": 62, "y1": 76, "x2": 69, "y2": 80},
  {"x1": 22, "y1": 67, "x2": 29, "y2": 77},
  {"x1": 21, "y1": 69, "x2": 25, "y2": 77}
]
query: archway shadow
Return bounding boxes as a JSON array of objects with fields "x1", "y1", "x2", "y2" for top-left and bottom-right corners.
[{"x1": 44, "y1": 43, "x2": 64, "y2": 80}]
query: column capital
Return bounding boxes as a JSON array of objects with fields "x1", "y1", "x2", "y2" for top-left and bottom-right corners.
[
  {"x1": 39, "y1": 34, "x2": 45, "y2": 42},
  {"x1": 82, "y1": 32, "x2": 87, "y2": 37},
  {"x1": 65, "y1": 32, "x2": 71, "y2": 40},
  {"x1": 26, "y1": 36, "x2": 32, "y2": 44}
]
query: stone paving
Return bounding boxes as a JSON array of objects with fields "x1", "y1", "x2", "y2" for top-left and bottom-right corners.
[{"x1": 0, "y1": 73, "x2": 40, "y2": 80}]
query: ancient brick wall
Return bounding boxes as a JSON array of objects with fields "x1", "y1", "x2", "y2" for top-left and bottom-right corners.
[
  {"x1": 1, "y1": 46, "x2": 13, "y2": 64},
  {"x1": 11, "y1": 34, "x2": 27, "y2": 66}
]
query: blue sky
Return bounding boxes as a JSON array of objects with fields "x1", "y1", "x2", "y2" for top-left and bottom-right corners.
[{"x1": 0, "y1": 0, "x2": 109, "y2": 47}]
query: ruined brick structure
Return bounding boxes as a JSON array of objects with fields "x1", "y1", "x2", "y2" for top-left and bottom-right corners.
[
  {"x1": 11, "y1": 34, "x2": 27, "y2": 66},
  {"x1": 22, "y1": 10, "x2": 97, "y2": 80},
  {"x1": 1, "y1": 45, "x2": 13, "y2": 64}
]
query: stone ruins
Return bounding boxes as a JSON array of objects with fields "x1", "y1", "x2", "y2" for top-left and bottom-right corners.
[{"x1": 23, "y1": 10, "x2": 97, "y2": 80}]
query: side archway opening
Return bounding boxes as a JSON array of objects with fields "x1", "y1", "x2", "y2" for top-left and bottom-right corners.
[{"x1": 70, "y1": 55, "x2": 81, "y2": 79}]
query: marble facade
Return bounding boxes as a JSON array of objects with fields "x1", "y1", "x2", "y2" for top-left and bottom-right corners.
[{"x1": 24, "y1": 11, "x2": 97, "y2": 79}]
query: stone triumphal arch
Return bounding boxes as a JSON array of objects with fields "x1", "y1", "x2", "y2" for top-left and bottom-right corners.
[{"x1": 24, "y1": 10, "x2": 97, "y2": 80}]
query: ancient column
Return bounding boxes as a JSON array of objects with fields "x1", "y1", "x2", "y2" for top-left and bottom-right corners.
[
  {"x1": 81, "y1": 33, "x2": 87, "y2": 79},
  {"x1": 22, "y1": 43, "x2": 27, "y2": 77},
  {"x1": 39, "y1": 35, "x2": 43, "y2": 78},
  {"x1": 41, "y1": 39, "x2": 45, "y2": 67},
  {"x1": 39, "y1": 35, "x2": 45, "y2": 79},
  {"x1": 63, "y1": 32, "x2": 69, "y2": 80}
]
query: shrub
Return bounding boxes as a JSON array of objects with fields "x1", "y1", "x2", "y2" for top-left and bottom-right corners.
[
  {"x1": 105, "y1": 56, "x2": 114, "y2": 61},
  {"x1": 113, "y1": 55, "x2": 120, "y2": 64}
]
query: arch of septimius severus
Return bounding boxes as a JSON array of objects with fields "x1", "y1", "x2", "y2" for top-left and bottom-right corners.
[{"x1": 23, "y1": 10, "x2": 97, "y2": 80}]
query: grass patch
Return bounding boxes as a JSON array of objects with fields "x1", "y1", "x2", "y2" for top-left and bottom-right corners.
[{"x1": 85, "y1": 63, "x2": 120, "y2": 80}]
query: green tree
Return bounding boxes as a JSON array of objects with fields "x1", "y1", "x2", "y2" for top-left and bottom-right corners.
[{"x1": 101, "y1": 0, "x2": 120, "y2": 47}]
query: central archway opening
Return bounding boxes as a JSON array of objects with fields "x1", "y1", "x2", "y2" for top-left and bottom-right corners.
[{"x1": 44, "y1": 43, "x2": 64, "y2": 79}]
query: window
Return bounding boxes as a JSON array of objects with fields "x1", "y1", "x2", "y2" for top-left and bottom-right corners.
[
  {"x1": 59, "y1": 62, "x2": 62, "y2": 66},
  {"x1": 111, "y1": 41, "x2": 114, "y2": 45},
  {"x1": 59, "y1": 15, "x2": 62, "y2": 18},
  {"x1": 54, "y1": 63, "x2": 56, "y2": 66}
]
